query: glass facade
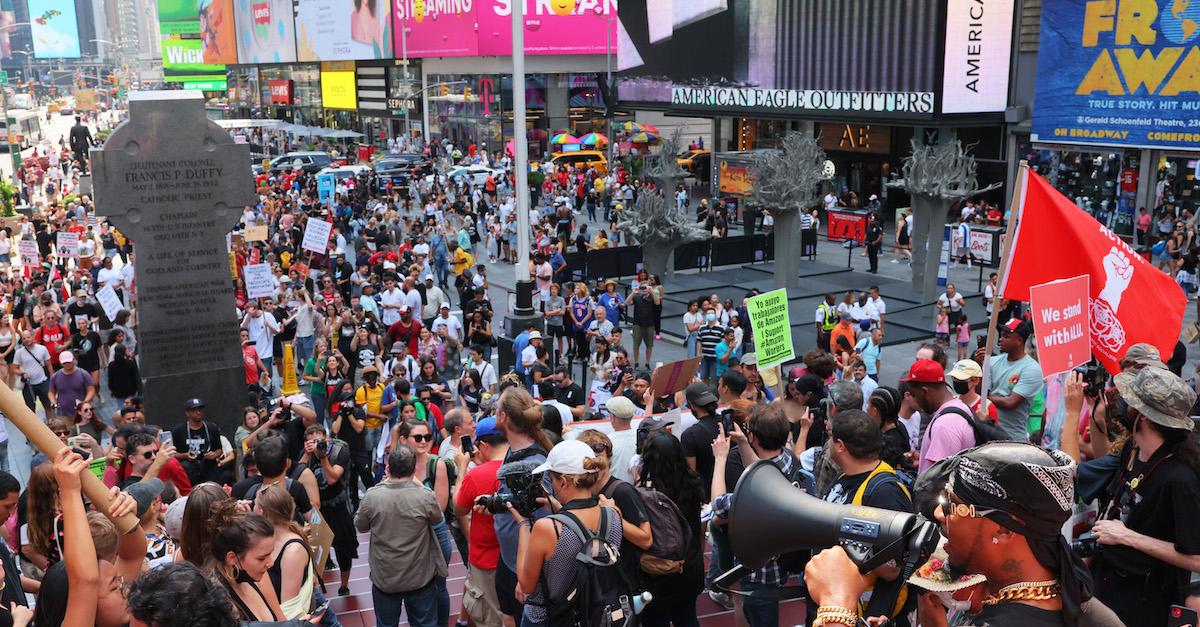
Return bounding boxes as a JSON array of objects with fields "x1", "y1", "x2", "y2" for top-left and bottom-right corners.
[
  {"x1": 1022, "y1": 139, "x2": 1139, "y2": 238},
  {"x1": 256, "y1": 64, "x2": 322, "y2": 124}
]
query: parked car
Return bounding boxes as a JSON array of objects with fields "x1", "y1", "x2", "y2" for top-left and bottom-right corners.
[
  {"x1": 256, "y1": 151, "x2": 334, "y2": 175},
  {"x1": 445, "y1": 164, "x2": 504, "y2": 186},
  {"x1": 676, "y1": 148, "x2": 711, "y2": 171},
  {"x1": 539, "y1": 150, "x2": 608, "y2": 175}
]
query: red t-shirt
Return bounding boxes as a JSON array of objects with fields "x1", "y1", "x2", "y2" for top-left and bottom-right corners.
[
  {"x1": 386, "y1": 319, "x2": 423, "y2": 356},
  {"x1": 969, "y1": 396, "x2": 999, "y2": 425},
  {"x1": 34, "y1": 324, "x2": 70, "y2": 365},
  {"x1": 242, "y1": 344, "x2": 259, "y2": 385},
  {"x1": 454, "y1": 459, "x2": 502, "y2": 570}
]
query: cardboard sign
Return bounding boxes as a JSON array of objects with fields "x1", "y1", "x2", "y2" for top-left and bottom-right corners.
[
  {"x1": 243, "y1": 263, "x2": 276, "y2": 299},
  {"x1": 301, "y1": 217, "x2": 332, "y2": 255},
  {"x1": 244, "y1": 225, "x2": 268, "y2": 242},
  {"x1": 307, "y1": 510, "x2": 336, "y2": 580},
  {"x1": 17, "y1": 239, "x2": 38, "y2": 266},
  {"x1": 96, "y1": 284, "x2": 124, "y2": 321},
  {"x1": 746, "y1": 288, "x2": 795, "y2": 368},
  {"x1": 649, "y1": 357, "x2": 702, "y2": 398},
  {"x1": 1029, "y1": 275, "x2": 1091, "y2": 376},
  {"x1": 56, "y1": 232, "x2": 79, "y2": 258}
]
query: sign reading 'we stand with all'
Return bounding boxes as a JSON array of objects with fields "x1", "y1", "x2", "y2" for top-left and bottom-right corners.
[{"x1": 1029, "y1": 274, "x2": 1090, "y2": 376}]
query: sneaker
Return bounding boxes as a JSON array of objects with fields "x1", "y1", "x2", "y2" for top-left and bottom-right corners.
[
  {"x1": 655, "y1": 333, "x2": 661, "y2": 340},
  {"x1": 708, "y1": 589, "x2": 734, "y2": 609},
  {"x1": 337, "y1": 586, "x2": 350, "y2": 597},
  {"x1": 891, "y1": 259, "x2": 899, "y2": 263}
]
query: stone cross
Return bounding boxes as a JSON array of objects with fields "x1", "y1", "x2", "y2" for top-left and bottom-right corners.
[{"x1": 91, "y1": 91, "x2": 254, "y2": 434}]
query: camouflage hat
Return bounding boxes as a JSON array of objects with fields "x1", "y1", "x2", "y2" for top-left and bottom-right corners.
[
  {"x1": 1122, "y1": 343, "x2": 1167, "y2": 370},
  {"x1": 1113, "y1": 366, "x2": 1196, "y2": 431}
]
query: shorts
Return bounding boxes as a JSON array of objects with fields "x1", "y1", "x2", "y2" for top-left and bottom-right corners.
[
  {"x1": 464, "y1": 565, "x2": 503, "y2": 627},
  {"x1": 494, "y1": 558, "x2": 522, "y2": 618},
  {"x1": 958, "y1": 341, "x2": 969, "y2": 349},
  {"x1": 935, "y1": 332, "x2": 949, "y2": 342},
  {"x1": 547, "y1": 324, "x2": 565, "y2": 338},
  {"x1": 632, "y1": 325, "x2": 655, "y2": 351}
]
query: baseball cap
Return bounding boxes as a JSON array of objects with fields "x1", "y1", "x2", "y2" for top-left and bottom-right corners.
[
  {"x1": 1001, "y1": 317, "x2": 1033, "y2": 340},
  {"x1": 902, "y1": 359, "x2": 946, "y2": 384},
  {"x1": 1122, "y1": 343, "x2": 1167, "y2": 370},
  {"x1": 606, "y1": 396, "x2": 636, "y2": 420},
  {"x1": 948, "y1": 359, "x2": 983, "y2": 381},
  {"x1": 440, "y1": 302, "x2": 450, "y2": 310},
  {"x1": 684, "y1": 381, "x2": 718, "y2": 407},
  {"x1": 741, "y1": 353, "x2": 758, "y2": 366},
  {"x1": 362, "y1": 365, "x2": 380, "y2": 376},
  {"x1": 528, "y1": 331, "x2": 543, "y2": 340},
  {"x1": 474, "y1": 417, "x2": 501, "y2": 439},
  {"x1": 532, "y1": 440, "x2": 598, "y2": 475},
  {"x1": 58, "y1": 351, "x2": 75, "y2": 363},
  {"x1": 390, "y1": 342, "x2": 406, "y2": 354},
  {"x1": 164, "y1": 495, "x2": 188, "y2": 539},
  {"x1": 125, "y1": 478, "x2": 165, "y2": 518},
  {"x1": 398, "y1": 304, "x2": 410, "y2": 313},
  {"x1": 1113, "y1": 366, "x2": 1197, "y2": 431},
  {"x1": 184, "y1": 398, "x2": 204, "y2": 410}
]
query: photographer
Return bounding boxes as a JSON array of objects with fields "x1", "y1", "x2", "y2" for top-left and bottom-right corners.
[
  {"x1": 298, "y1": 424, "x2": 358, "y2": 599},
  {"x1": 1090, "y1": 366, "x2": 1200, "y2": 626},
  {"x1": 330, "y1": 380, "x2": 373, "y2": 511},
  {"x1": 454, "y1": 418, "x2": 508, "y2": 627}
]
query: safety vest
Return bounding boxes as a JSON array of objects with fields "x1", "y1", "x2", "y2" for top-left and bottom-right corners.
[
  {"x1": 845, "y1": 461, "x2": 911, "y2": 619},
  {"x1": 818, "y1": 303, "x2": 838, "y2": 331}
]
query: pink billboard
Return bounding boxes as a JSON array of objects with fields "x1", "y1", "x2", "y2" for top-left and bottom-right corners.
[
  {"x1": 476, "y1": 0, "x2": 617, "y2": 56},
  {"x1": 393, "y1": 0, "x2": 480, "y2": 58}
]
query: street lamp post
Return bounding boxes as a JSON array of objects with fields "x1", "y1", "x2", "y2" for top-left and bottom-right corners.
[
  {"x1": 511, "y1": 0, "x2": 534, "y2": 322},
  {"x1": 401, "y1": 22, "x2": 409, "y2": 142}
]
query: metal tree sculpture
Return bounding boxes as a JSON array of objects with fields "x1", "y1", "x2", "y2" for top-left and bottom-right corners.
[
  {"x1": 888, "y1": 139, "x2": 1001, "y2": 306},
  {"x1": 747, "y1": 132, "x2": 828, "y2": 289},
  {"x1": 618, "y1": 132, "x2": 707, "y2": 280}
]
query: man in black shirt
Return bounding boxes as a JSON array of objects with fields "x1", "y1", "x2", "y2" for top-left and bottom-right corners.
[
  {"x1": 553, "y1": 366, "x2": 586, "y2": 421},
  {"x1": 679, "y1": 382, "x2": 721, "y2": 500},
  {"x1": 298, "y1": 423, "x2": 358, "y2": 596},
  {"x1": 170, "y1": 398, "x2": 223, "y2": 486},
  {"x1": 464, "y1": 286, "x2": 493, "y2": 322},
  {"x1": 230, "y1": 435, "x2": 313, "y2": 520},
  {"x1": 865, "y1": 212, "x2": 884, "y2": 273},
  {"x1": 629, "y1": 283, "x2": 658, "y2": 368}
]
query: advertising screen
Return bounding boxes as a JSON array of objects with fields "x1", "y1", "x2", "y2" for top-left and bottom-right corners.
[
  {"x1": 321, "y1": 69, "x2": 357, "y2": 109},
  {"x1": 233, "y1": 0, "x2": 297, "y2": 63},
  {"x1": 941, "y1": 0, "x2": 1014, "y2": 113},
  {"x1": 29, "y1": 0, "x2": 80, "y2": 58},
  {"x1": 475, "y1": 0, "x2": 618, "y2": 56},
  {"x1": 393, "y1": 0, "x2": 478, "y2": 57},
  {"x1": 158, "y1": 0, "x2": 237, "y2": 64},
  {"x1": 1032, "y1": 0, "x2": 1200, "y2": 150},
  {"x1": 295, "y1": 0, "x2": 393, "y2": 61},
  {"x1": 161, "y1": 38, "x2": 228, "y2": 90}
]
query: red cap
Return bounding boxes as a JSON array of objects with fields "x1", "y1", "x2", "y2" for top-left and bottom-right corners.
[{"x1": 902, "y1": 359, "x2": 946, "y2": 384}]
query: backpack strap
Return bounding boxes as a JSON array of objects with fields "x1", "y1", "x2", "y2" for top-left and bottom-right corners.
[{"x1": 850, "y1": 461, "x2": 911, "y2": 506}]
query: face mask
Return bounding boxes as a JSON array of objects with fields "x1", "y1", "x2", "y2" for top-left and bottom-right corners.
[
  {"x1": 952, "y1": 379, "x2": 971, "y2": 395},
  {"x1": 935, "y1": 590, "x2": 972, "y2": 613},
  {"x1": 705, "y1": 313, "x2": 716, "y2": 323}
]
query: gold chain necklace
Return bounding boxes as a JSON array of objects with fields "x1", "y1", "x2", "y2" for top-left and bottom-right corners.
[{"x1": 982, "y1": 580, "x2": 1060, "y2": 606}]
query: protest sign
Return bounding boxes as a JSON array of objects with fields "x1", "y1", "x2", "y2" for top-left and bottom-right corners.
[
  {"x1": 650, "y1": 357, "x2": 702, "y2": 398},
  {"x1": 243, "y1": 263, "x2": 276, "y2": 299},
  {"x1": 17, "y1": 240, "x2": 38, "y2": 267},
  {"x1": 56, "y1": 232, "x2": 79, "y2": 258},
  {"x1": 746, "y1": 289, "x2": 794, "y2": 368},
  {"x1": 244, "y1": 225, "x2": 268, "y2": 242},
  {"x1": 1029, "y1": 274, "x2": 1091, "y2": 376},
  {"x1": 96, "y1": 285, "x2": 124, "y2": 321},
  {"x1": 302, "y1": 217, "x2": 332, "y2": 255}
]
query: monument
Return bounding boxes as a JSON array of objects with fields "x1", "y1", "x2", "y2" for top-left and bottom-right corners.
[
  {"x1": 91, "y1": 91, "x2": 254, "y2": 434},
  {"x1": 747, "y1": 132, "x2": 828, "y2": 290}
]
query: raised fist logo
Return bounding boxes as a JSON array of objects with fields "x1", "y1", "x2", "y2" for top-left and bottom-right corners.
[
  {"x1": 1097, "y1": 247, "x2": 1133, "y2": 311},
  {"x1": 1091, "y1": 246, "x2": 1132, "y2": 354}
]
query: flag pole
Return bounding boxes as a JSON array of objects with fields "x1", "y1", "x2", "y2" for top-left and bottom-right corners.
[{"x1": 978, "y1": 160, "x2": 1028, "y2": 410}]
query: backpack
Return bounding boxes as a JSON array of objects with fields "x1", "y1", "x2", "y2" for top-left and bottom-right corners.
[
  {"x1": 542, "y1": 509, "x2": 638, "y2": 627},
  {"x1": 934, "y1": 405, "x2": 1007, "y2": 445},
  {"x1": 601, "y1": 480, "x2": 692, "y2": 576}
]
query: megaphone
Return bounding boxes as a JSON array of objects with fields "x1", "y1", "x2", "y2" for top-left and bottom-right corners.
[{"x1": 722, "y1": 459, "x2": 940, "y2": 582}]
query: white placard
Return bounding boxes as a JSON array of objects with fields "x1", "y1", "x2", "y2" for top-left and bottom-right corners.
[
  {"x1": 243, "y1": 263, "x2": 276, "y2": 299},
  {"x1": 941, "y1": 0, "x2": 1015, "y2": 113},
  {"x1": 56, "y1": 232, "x2": 79, "y2": 258},
  {"x1": 17, "y1": 240, "x2": 38, "y2": 266},
  {"x1": 301, "y1": 217, "x2": 332, "y2": 255},
  {"x1": 95, "y1": 284, "x2": 123, "y2": 321}
]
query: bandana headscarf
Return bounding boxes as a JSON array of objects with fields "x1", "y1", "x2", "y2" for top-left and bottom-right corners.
[{"x1": 914, "y1": 442, "x2": 1093, "y2": 627}]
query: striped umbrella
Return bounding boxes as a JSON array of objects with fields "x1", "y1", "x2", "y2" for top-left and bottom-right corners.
[
  {"x1": 579, "y1": 132, "x2": 608, "y2": 146},
  {"x1": 639, "y1": 123, "x2": 660, "y2": 134},
  {"x1": 618, "y1": 121, "x2": 643, "y2": 133},
  {"x1": 550, "y1": 132, "x2": 579, "y2": 145},
  {"x1": 627, "y1": 131, "x2": 659, "y2": 144}
]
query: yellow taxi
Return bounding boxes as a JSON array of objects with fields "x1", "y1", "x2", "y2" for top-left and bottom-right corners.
[
  {"x1": 535, "y1": 150, "x2": 608, "y2": 175},
  {"x1": 676, "y1": 148, "x2": 711, "y2": 170}
]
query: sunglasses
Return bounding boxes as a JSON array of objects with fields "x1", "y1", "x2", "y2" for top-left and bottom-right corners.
[
  {"x1": 937, "y1": 485, "x2": 998, "y2": 520},
  {"x1": 409, "y1": 433, "x2": 434, "y2": 442},
  {"x1": 137, "y1": 451, "x2": 155, "y2": 460},
  {"x1": 53, "y1": 430, "x2": 69, "y2": 437}
]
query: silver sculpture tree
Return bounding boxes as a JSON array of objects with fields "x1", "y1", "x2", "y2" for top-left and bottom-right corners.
[
  {"x1": 747, "y1": 132, "x2": 828, "y2": 290},
  {"x1": 618, "y1": 132, "x2": 707, "y2": 280},
  {"x1": 888, "y1": 139, "x2": 1001, "y2": 306}
]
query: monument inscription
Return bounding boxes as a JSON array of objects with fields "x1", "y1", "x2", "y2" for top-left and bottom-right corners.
[{"x1": 91, "y1": 91, "x2": 254, "y2": 433}]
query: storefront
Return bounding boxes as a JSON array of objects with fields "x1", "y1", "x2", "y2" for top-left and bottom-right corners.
[
  {"x1": 256, "y1": 64, "x2": 322, "y2": 125},
  {"x1": 228, "y1": 66, "x2": 262, "y2": 116},
  {"x1": 355, "y1": 59, "x2": 423, "y2": 146},
  {"x1": 1018, "y1": 139, "x2": 1139, "y2": 238}
]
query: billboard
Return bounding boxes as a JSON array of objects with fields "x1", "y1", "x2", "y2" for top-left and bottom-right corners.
[
  {"x1": 1032, "y1": 0, "x2": 1200, "y2": 150},
  {"x1": 295, "y1": 0, "x2": 393, "y2": 61},
  {"x1": 233, "y1": 0, "x2": 297, "y2": 63},
  {"x1": 29, "y1": 0, "x2": 80, "y2": 58},
  {"x1": 941, "y1": 0, "x2": 1015, "y2": 114},
  {"x1": 475, "y1": 0, "x2": 618, "y2": 56},
  {"x1": 320, "y1": 67, "x2": 357, "y2": 109},
  {"x1": 394, "y1": 0, "x2": 478, "y2": 57},
  {"x1": 161, "y1": 38, "x2": 227, "y2": 90},
  {"x1": 617, "y1": 0, "x2": 941, "y2": 117},
  {"x1": 159, "y1": 0, "x2": 232, "y2": 89}
]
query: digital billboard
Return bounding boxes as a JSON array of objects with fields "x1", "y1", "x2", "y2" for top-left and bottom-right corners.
[
  {"x1": 941, "y1": 0, "x2": 1015, "y2": 114},
  {"x1": 233, "y1": 0, "x2": 296, "y2": 63},
  {"x1": 29, "y1": 0, "x2": 80, "y2": 58},
  {"x1": 1032, "y1": 0, "x2": 1200, "y2": 150},
  {"x1": 320, "y1": 64, "x2": 357, "y2": 109},
  {"x1": 393, "y1": 0, "x2": 478, "y2": 57},
  {"x1": 159, "y1": 0, "x2": 230, "y2": 90},
  {"x1": 295, "y1": 0, "x2": 393, "y2": 61},
  {"x1": 475, "y1": 0, "x2": 617, "y2": 56}
]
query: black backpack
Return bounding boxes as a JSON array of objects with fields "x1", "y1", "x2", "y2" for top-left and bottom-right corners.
[
  {"x1": 601, "y1": 480, "x2": 692, "y2": 576},
  {"x1": 542, "y1": 509, "x2": 638, "y2": 627},
  {"x1": 934, "y1": 405, "x2": 1007, "y2": 445}
]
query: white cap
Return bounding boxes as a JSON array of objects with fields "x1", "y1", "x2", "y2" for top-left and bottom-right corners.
[
  {"x1": 59, "y1": 351, "x2": 75, "y2": 363},
  {"x1": 606, "y1": 395, "x2": 636, "y2": 420},
  {"x1": 533, "y1": 440, "x2": 598, "y2": 475}
]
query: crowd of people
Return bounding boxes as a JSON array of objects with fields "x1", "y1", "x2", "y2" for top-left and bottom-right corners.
[{"x1": 0, "y1": 105, "x2": 1194, "y2": 627}]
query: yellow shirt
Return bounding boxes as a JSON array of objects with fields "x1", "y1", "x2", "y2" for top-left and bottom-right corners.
[
  {"x1": 355, "y1": 383, "x2": 385, "y2": 429},
  {"x1": 451, "y1": 248, "x2": 474, "y2": 276},
  {"x1": 594, "y1": 235, "x2": 609, "y2": 249}
]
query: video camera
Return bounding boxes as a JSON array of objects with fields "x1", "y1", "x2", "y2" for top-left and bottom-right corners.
[{"x1": 476, "y1": 460, "x2": 547, "y2": 518}]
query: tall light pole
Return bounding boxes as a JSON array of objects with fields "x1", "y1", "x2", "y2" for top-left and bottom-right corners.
[
  {"x1": 593, "y1": 6, "x2": 615, "y2": 162},
  {"x1": 400, "y1": 21, "x2": 409, "y2": 142},
  {"x1": 510, "y1": 0, "x2": 534, "y2": 322}
]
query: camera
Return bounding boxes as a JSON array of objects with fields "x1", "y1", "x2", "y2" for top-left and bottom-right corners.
[
  {"x1": 315, "y1": 439, "x2": 328, "y2": 454},
  {"x1": 1071, "y1": 532, "x2": 1098, "y2": 558},
  {"x1": 477, "y1": 464, "x2": 547, "y2": 517},
  {"x1": 1074, "y1": 362, "x2": 1107, "y2": 397}
]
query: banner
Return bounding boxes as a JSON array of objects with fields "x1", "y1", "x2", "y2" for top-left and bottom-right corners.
[
  {"x1": 301, "y1": 217, "x2": 332, "y2": 254},
  {"x1": 394, "y1": 0, "x2": 479, "y2": 57},
  {"x1": 317, "y1": 174, "x2": 335, "y2": 204},
  {"x1": 72, "y1": 89, "x2": 96, "y2": 111},
  {"x1": 233, "y1": 0, "x2": 297, "y2": 64},
  {"x1": 1029, "y1": 275, "x2": 1091, "y2": 376},
  {"x1": 29, "y1": 0, "x2": 80, "y2": 58},
  {"x1": 17, "y1": 240, "x2": 38, "y2": 267},
  {"x1": 243, "y1": 263, "x2": 275, "y2": 299},
  {"x1": 320, "y1": 70, "x2": 357, "y2": 109},
  {"x1": 96, "y1": 284, "x2": 124, "y2": 321},
  {"x1": 244, "y1": 225, "x2": 268, "y2": 242},
  {"x1": 941, "y1": 0, "x2": 1014, "y2": 114},
  {"x1": 1001, "y1": 169, "x2": 1187, "y2": 373},
  {"x1": 827, "y1": 210, "x2": 867, "y2": 243},
  {"x1": 295, "y1": 0, "x2": 393, "y2": 61},
  {"x1": 746, "y1": 288, "x2": 794, "y2": 368},
  {"x1": 1032, "y1": 0, "x2": 1200, "y2": 150},
  {"x1": 55, "y1": 232, "x2": 78, "y2": 258},
  {"x1": 475, "y1": 0, "x2": 618, "y2": 56}
]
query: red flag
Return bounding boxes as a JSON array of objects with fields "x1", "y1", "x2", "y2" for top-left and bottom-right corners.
[{"x1": 1001, "y1": 169, "x2": 1186, "y2": 373}]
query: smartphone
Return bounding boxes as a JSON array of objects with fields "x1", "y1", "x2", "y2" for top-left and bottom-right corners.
[
  {"x1": 1169, "y1": 605, "x2": 1198, "y2": 627},
  {"x1": 159, "y1": 431, "x2": 173, "y2": 446},
  {"x1": 66, "y1": 435, "x2": 79, "y2": 448},
  {"x1": 460, "y1": 434, "x2": 474, "y2": 456},
  {"x1": 312, "y1": 600, "x2": 331, "y2": 617},
  {"x1": 720, "y1": 410, "x2": 734, "y2": 435}
]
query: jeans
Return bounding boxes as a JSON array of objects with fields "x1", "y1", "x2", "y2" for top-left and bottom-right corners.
[
  {"x1": 685, "y1": 332, "x2": 697, "y2": 358},
  {"x1": 372, "y1": 579, "x2": 440, "y2": 627},
  {"x1": 434, "y1": 521, "x2": 453, "y2": 627},
  {"x1": 699, "y1": 356, "x2": 717, "y2": 381},
  {"x1": 21, "y1": 380, "x2": 52, "y2": 418},
  {"x1": 364, "y1": 427, "x2": 383, "y2": 470},
  {"x1": 740, "y1": 580, "x2": 781, "y2": 627},
  {"x1": 434, "y1": 258, "x2": 450, "y2": 291},
  {"x1": 294, "y1": 335, "x2": 315, "y2": 368}
]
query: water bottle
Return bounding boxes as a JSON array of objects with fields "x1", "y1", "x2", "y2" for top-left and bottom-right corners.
[{"x1": 632, "y1": 591, "x2": 653, "y2": 614}]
